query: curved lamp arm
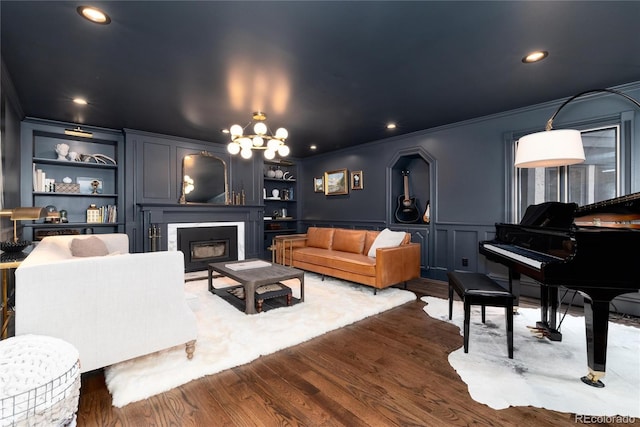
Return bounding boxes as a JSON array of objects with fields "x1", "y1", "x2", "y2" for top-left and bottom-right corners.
[
  {"x1": 546, "y1": 88, "x2": 640, "y2": 131},
  {"x1": 516, "y1": 88, "x2": 640, "y2": 168}
]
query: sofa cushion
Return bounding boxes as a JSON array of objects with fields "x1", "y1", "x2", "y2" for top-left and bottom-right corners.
[
  {"x1": 367, "y1": 228, "x2": 407, "y2": 257},
  {"x1": 332, "y1": 229, "x2": 366, "y2": 254},
  {"x1": 293, "y1": 248, "x2": 376, "y2": 277},
  {"x1": 70, "y1": 236, "x2": 110, "y2": 257},
  {"x1": 306, "y1": 227, "x2": 335, "y2": 249}
]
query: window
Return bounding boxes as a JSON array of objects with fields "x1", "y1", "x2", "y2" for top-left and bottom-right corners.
[{"x1": 515, "y1": 125, "x2": 619, "y2": 220}]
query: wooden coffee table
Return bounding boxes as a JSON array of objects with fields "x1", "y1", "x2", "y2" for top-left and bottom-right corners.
[{"x1": 208, "y1": 259, "x2": 304, "y2": 314}]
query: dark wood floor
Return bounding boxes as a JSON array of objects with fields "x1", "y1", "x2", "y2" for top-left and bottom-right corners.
[{"x1": 77, "y1": 279, "x2": 638, "y2": 427}]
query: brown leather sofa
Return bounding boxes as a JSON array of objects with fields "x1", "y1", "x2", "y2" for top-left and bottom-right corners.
[{"x1": 274, "y1": 227, "x2": 421, "y2": 293}]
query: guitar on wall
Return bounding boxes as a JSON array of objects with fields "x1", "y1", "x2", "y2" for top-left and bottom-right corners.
[
  {"x1": 395, "y1": 170, "x2": 420, "y2": 223},
  {"x1": 423, "y1": 200, "x2": 430, "y2": 224}
]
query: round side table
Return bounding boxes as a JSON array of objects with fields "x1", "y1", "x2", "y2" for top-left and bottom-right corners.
[{"x1": 0, "y1": 334, "x2": 80, "y2": 426}]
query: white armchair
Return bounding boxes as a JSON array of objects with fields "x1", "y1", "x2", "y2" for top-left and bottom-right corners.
[{"x1": 15, "y1": 234, "x2": 197, "y2": 373}]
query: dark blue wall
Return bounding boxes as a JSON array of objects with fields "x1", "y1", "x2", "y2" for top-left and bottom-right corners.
[{"x1": 0, "y1": 60, "x2": 24, "y2": 241}]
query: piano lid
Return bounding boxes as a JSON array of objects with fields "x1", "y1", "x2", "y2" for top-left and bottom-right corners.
[
  {"x1": 520, "y1": 201, "x2": 577, "y2": 228},
  {"x1": 574, "y1": 192, "x2": 640, "y2": 228}
]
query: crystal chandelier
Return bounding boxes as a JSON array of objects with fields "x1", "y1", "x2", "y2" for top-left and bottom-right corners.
[{"x1": 227, "y1": 112, "x2": 289, "y2": 159}]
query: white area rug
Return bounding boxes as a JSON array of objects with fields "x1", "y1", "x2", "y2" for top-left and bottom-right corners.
[
  {"x1": 422, "y1": 296, "x2": 640, "y2": 417},
  {"x1": 105, "y1": 273, "x2": 415, "y2": 407}
]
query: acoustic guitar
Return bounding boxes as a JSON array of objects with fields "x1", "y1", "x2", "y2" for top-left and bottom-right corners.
[
  {"x1": 395, "y1": 170, "x2": 420, "y2": 223},
  {"x1": 423, "y1": 200, "x2": 431, "y2": 224}
]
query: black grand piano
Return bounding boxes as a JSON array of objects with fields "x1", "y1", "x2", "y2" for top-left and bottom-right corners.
[{"x1": 479, "y1": 192, "x2": 640, "y2": 387}]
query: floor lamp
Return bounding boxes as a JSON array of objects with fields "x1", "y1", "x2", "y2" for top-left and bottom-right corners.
[{"x1": 515, "y1": 88, "x2": 640, "y2": 168}]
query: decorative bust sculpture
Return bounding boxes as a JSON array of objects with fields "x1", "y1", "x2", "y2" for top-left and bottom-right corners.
[{"x1": 55, "y1": 143, "x2": 70, "y2": 160}]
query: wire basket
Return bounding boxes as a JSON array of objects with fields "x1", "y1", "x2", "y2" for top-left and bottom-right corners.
[{"x1": 0, "y1": 335, "x2": 81, "y2": 427}]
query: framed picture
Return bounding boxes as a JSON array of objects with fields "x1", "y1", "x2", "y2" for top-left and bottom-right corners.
[
  {"x1": 351, "y1": 170, "x2": 363, "y2": 190},
  {"x1": 313, "y1": 176, "x2": 324, "y2": 193},
  {"x1": 77, "y1": 177, "x2": 103, "y2": 194},
  {"x1": 324, "y1": 169, "x2": 348, "y2": 195}
]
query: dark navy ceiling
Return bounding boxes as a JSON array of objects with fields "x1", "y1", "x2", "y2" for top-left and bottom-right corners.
[{"x1": 2, "y1": 1, "x2": 639, "y2": 158}]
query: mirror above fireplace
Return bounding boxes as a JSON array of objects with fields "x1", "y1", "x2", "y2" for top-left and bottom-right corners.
[{"x1": 179, "y1": 151, "x2": 228, "y2": 204}]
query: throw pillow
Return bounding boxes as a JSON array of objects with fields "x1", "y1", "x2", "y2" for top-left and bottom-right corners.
[
  {"x1": 367, "y1": 228, "x2": 406, "y2": 257},
  {"x1": 70, "y1": 236, "x2": 110, "y2": 257}
]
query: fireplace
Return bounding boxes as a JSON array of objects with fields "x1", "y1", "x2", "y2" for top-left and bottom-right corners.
[{"x1": 169, "y1": 222, "x2": 245, "y2": 272}]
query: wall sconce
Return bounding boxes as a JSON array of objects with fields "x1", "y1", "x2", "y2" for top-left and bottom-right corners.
[
  {"x1": 515, "y1": 88, "x2": 640, "y2": 168},
  {"x1": 63, "y1": 127, "x2": 93, "y2": 138},
  {"x1": 0, "y1": 207, "x2": 46, "y2": 252}
]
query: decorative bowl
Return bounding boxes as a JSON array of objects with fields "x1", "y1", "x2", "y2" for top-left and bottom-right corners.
[{"x1": 0, "y1": 240, "x2": 30, "y2": 253}]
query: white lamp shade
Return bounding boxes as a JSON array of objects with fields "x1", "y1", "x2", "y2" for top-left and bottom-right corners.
[
  {"x1": 252, "y1": 136, "x2": 264, "y2": 147},
  {"x1": 275, "y1": 127, "x2": 288, "y2": 140},
  {"x1": 254, "y1": 122, "x2": 267, "y2": 135},
  {"x1": 515, "y1": 129, "x2": 585, "y2": 168},
  {"x1": 264, "y1": 149, "x2": 276, "y2": 160},
  {"x1": 277, "y1": 144, "x2": 290, "y2": 157},
  {"x1": 227, "y1": 142, "x2": 241, "y2": 155},
  {"x1": 240, "y1": 148, "x2": 253, "y2": 159},
  {"x1": 230, "y1": 124, "x2": 243, "y2": 137},
  {"x1": 267, "y1": 139, "x2": 280, "y2": 150},
  {"x1": 238, "y1": 137, "x2": 253, "y2": 150}
]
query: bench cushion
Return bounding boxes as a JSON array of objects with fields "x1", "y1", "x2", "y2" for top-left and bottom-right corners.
[{"x1": 448, "y1": 271, "x2": 510, "y2": 295}]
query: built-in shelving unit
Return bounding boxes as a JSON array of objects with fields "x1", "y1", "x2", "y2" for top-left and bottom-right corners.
[
  {"x1": 21, "y1": 119, "x2": 125, "y2": 241},
  {"x1": 262, "y1": 159, "x2": 298, "y2": 257}
]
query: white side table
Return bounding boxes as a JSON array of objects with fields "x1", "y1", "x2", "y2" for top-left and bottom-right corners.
[{"x1": 0, "y1": 334, "x2": 80, "y2": 426}]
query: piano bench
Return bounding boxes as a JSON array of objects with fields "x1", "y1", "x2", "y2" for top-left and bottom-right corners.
[{"x1": 447, "y1": 271, "x2": 515, "y2": 359}]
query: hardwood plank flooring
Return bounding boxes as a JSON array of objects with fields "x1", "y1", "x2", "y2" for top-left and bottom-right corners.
[{"x1": 77, "y1": 279, "x2": 638, "y2": 426}]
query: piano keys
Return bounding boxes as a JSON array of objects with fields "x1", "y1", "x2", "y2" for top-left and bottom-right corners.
[{"x1": 479, "y1": 193, "x2": 640, "y2": 387}]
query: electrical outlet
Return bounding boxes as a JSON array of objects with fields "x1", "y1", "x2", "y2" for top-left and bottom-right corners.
[{"x1": 462, "y1": 257, "x2": 469, "y2": 267}]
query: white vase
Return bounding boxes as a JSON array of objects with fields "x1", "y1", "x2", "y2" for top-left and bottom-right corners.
[{"x1": 271, "y1": 189, "x2": 280, "y2": 198}]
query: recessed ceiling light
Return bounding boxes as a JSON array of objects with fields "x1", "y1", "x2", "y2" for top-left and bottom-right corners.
[
  {"x1": 386, "y1": 123, "x2": 397, "y2": 129},
  {"x1": 77, "y1": 6, "x2": 111, "y2": 25},
  {"x1": 310, "y1": 145, "x2": 317, "y2": 150},
  {"x1": 221, "y1": 129, "x2": 230, "y2": 134},
  {"x1": 73, "y1": 98, "x2": 88, "y2": 105},
  {"x1": 522, "y1": 50, "x2": 548, "y2": 63}
]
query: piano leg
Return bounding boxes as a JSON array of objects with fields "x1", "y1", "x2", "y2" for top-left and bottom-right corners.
[
  {"x1": 580, "y1": 295, "x2": 608, "y2": 388},
  {"x1": 508, "y1": 270, "x2": 520, "y2": 308},
  {"x1": 536, "y1": 285, "x2": 562, "y2": 341},
  {"x1": 549, "y1": 285, "x2": 559, "y2": 331}
]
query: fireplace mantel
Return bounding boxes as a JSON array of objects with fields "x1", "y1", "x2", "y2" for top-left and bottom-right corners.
[{"x1": 138, "y1": 203, "x2": 264, "y2": 258}]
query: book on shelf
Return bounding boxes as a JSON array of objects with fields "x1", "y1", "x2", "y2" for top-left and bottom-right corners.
[
  {"x1": 100, "y1": 205, "x2": 117, "y2": 223},
  {"x1": 35, "y1": 167, "x2": 45, "y2": 192}
]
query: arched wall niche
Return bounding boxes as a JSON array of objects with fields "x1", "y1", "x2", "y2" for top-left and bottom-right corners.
[{"x1": 386, "y1": 147, "x2": 436, "y2": 226}]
